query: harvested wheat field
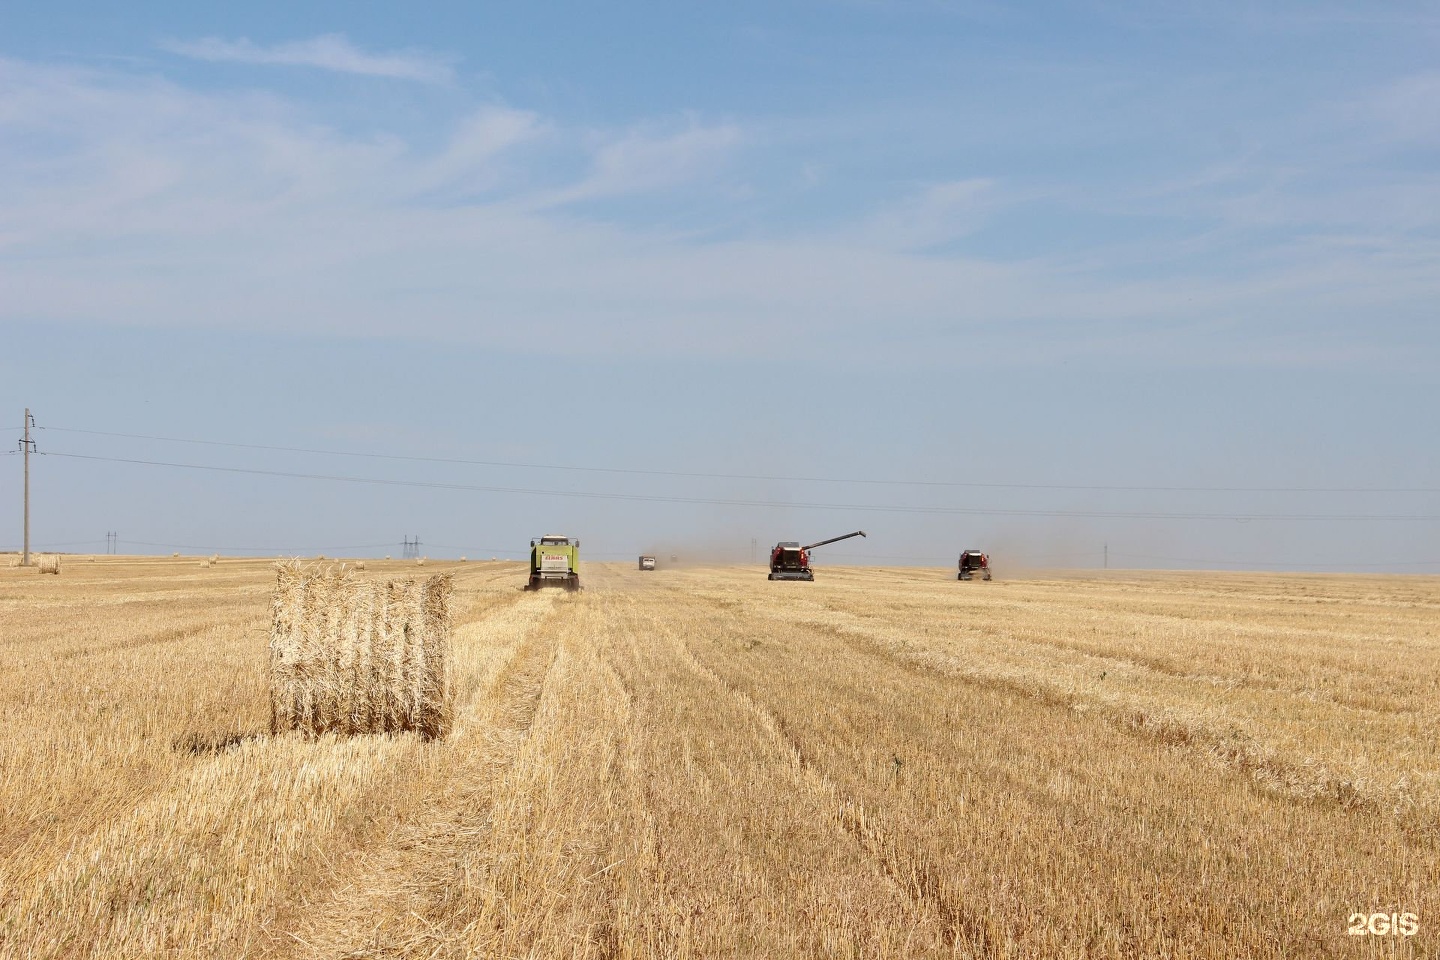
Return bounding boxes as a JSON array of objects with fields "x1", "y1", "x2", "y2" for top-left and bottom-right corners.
[{"x1": 0, "y1": 557, "x2": 1436, "y2": 959}]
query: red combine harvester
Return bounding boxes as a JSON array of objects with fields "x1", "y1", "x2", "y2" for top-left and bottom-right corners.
[
  {"x1": 958, "y1": 550, "x2": 992, "y2": 581},
  {"x1": 768, "y1": 530, "x2": 866, "y2": 581}
]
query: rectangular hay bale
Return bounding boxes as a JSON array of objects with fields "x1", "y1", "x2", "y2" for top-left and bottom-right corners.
[{"x1": 269, "y1": 562, "x2": 454, "y2": 740}]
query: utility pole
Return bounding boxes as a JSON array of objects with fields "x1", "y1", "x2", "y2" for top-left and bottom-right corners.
[
  {"x1": 21, "y1": 409, "x2": 34, "y2": 567},
  {"x1": 751, "y1": 538, "x2": 757, "y2": 564},
  {"x1": 107, "y1": 531, "x2": 117, "y2": 555},
  {"x1": 1104, "y1": 542, "x2": 1108, "y2": 570}
]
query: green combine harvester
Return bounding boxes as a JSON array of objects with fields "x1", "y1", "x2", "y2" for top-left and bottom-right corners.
[{"x1": 525, "y1": 535, "x2": 580, "y2": 591}]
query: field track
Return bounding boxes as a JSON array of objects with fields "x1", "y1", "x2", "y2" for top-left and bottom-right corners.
[{"x1": 1, "y1": 558, "x2": 1436, "y2": 958}]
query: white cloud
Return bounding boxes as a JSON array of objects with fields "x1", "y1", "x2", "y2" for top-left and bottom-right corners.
[
  {"x1": 159, "y1": 33, "x2": 454, "y2": 83},
  {"x1": 1, "y1": 55, "x2": 1437, "y2": 371},
  {"x1": 1365, "y1": 71, "x2": 1440, "y2": 145},
  {"x1": 413, "y1": 107, "x2": 547, "y2": 197},
  {"x1": 537, "y1": 121, "x2": 743, "y2": 206},
  {"x1": 863, "y1": 178, "x2": 997, "y2": 251}
]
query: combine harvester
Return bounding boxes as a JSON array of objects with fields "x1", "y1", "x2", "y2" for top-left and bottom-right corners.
[
  {"x1": 768, "y1": 530, "x2": 866, "y2": 581},
  {"x1": 525, "y1": 535, "x2": 581, "y2": 591},
  {"x1": 958, "y1": 549, "x2": 992, "y2": 581}
]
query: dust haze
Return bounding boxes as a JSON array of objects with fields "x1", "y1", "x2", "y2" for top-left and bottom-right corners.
[{"x1": 635, "y1": 538, "x2": 754, "y2": 568}]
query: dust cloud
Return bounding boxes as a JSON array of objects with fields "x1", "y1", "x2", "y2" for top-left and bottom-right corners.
[{"x1": 634, "y1": 538, "x2": 754, "y2": 568}]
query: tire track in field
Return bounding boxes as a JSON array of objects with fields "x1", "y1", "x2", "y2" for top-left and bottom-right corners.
[
  {"x1": 685, "y1": 657, "x2": 978, "y2": 952},
  {"x1": 608, "y1": 585, "x2": 962, "y2": 953},
  {"x1": 51, "y1": 620, "x2": 230, "y2": 660},
  {"x1": 803, "y1": 591, "x2": 1433, "y2": 716},
  {"x1": 5, "y1": 591, "x2": 562, "y2": 960},
  {"x1": 657, "y1": 588, "x2": 988, "y2": 952},
  {"x1": 3, "y1": 576, "x2": 534, "y2": 874},
  {"x1": 721, "y1": 587, "x2": 1437, "y2": 819},
  {"x1": 0, "y1": 564, "x2": 535, "y2": 918},
  {"x1": 672, "y1": 586, "x2": 1326, "y2": 958},
  {"x1": 260, "y1": 592, "x2": 562, "y2": 960}
]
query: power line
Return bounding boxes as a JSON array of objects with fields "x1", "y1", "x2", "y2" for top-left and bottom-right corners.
[
  {"x1": 37, "y1": 424, "x2": 1440, "y2": 495},
  {"x1": 37, "y1": 450, "x2": 1440, "y2": 522},
  {"x1": 121, "y1": 538, "x2": 398, "y2": 553},
  {"x1": 1110, "y1": 551, "x2": 1440, "y2": 569},
  {"x1": 826, "y1": 551, "x2": 1103, "y2": 562},
  {"x1": 424, "y1": 543, "x2": 527, "y2": 555}
]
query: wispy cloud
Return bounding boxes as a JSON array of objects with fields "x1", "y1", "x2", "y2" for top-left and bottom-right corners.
[
  {"x1": 538, "y1": 121, "x2": 743, "y2": 206},
  {"x1": 159, "y1": 33, "x2": 454, "y2": 83},
  {"x1": 1, "y1": 55, "x2": 1437, "y2": 371},
  {"x1": 413, "y1": 107, "x2": 547, "y2": 197},
  {"x1": 1362, "y1": 70, "x2": 1440, "y2": 146},
  {"x1": 863, "y1": 179, "x2": 998, "y2": 251}
]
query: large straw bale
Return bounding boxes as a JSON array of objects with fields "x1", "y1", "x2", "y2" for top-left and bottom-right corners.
[
  {"x1": 38, "y1": 555, "x2": 61, "y2": 575},
  {"x1": 269, "y1": 562, "x2": 454, "y2": 740}
]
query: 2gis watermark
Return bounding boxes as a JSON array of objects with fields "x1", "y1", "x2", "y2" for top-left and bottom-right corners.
[{"x1": 1348, "y1": 911, "x2": 1419, "y2": 937}]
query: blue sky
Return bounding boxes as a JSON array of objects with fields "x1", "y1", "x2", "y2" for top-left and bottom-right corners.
[{"x1": 2, "y1": 1, "x2": 1437, "y2": 570}]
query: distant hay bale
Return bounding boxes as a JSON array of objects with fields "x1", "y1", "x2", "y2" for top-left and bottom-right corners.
[
  {"x1": 417, "y1": 557, "x2": 426, "y2": 567},
  {"x1": 172, "y1": 552, "x2": 180, "y2": 558},
  {"x1": 459, "y1": 556, "x2": 467, "y2": 562},
  {"x1": 353, "y1": 560, "x2": 366, "y2": 571},
  {"x1": 269, "y1": 563, "x2": 454, "y2": 740},
  {"x1": 199, "y1": 560, "x2": 211, "y2": 568},
  {"x1": 210, "y1": 554, "x2": 219, "y2": 564},
  {"x1": 38, "y1": 555, "x2": 61, "y2": 575}
]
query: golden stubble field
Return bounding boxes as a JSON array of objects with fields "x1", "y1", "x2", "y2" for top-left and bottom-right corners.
[{"x1": 0, "y1": 556, "x2": 1436, "y2": 959}]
